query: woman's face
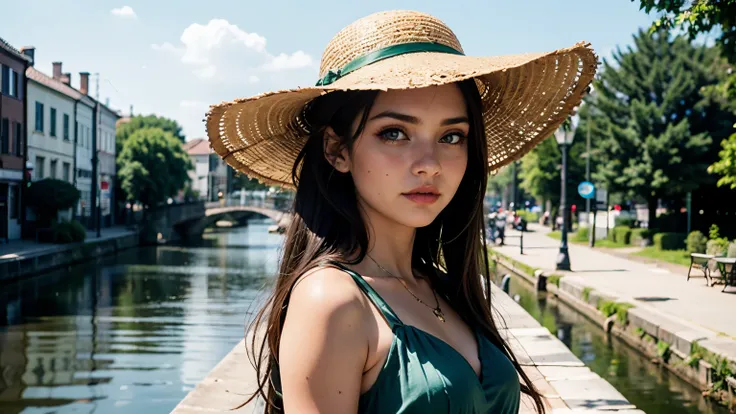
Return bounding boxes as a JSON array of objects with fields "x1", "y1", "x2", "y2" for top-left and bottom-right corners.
[{"x1": 329, "y1": 84, "x2": 469, "y2": 229}]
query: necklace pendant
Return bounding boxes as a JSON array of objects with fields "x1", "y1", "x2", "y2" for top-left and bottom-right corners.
[{"x1": 433, "y1": 308, "x2": 446, "y2": 323}]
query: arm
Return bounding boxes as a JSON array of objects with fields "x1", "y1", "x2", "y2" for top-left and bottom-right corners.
[{"x1": 279, "y1": 267, "x2": 368, "y2": 414}]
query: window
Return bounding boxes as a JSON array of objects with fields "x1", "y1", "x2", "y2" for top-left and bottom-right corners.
[
  {"x1": 1, "y1": 65, "x2": 8, "y2": 95},
  {"x1": 9, "y1": 70, "x2": 17, "y2": 97},
  {"x1": 9, "y1": 185, "x2": 19, "y2": 219},
  {"x1": 35, "y1": 156, "x2": 45, "y2": 180},
  {"x1": 50, "y1": 159, "x2": 58, "y2": 179},
  {"x1": 75, "y1": 121, "x2": 79, "y2": 145},
  {"x1": 14, "y1": 122, "x2": 22, "y2": 156},
  {"x1": 35, "y1": 102, "x2": 44, "y2": 132},
  {"x1": 63, "y1": 114, "x2": 70, "y2": 141},
  {"x1": 1, "y1": 118, "x2": 8, "y2": 154},
  {"x1": 63, "y1": 162, "x2": 70, "y2": 182},
  {"x1": 50, "y1": 108, "x2": 57, "y2": 137}
]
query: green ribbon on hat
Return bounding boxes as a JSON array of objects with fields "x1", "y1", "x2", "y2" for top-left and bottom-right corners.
[{"x1": 315, "y1": 42, "x2": 465, "y2": 86}]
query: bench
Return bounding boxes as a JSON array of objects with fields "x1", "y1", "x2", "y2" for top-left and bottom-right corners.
[{"x1": 688, "y1": 253, "x2": 714, "y2": 285}]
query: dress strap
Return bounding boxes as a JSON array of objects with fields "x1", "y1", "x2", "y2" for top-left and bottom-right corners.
[{"x1": 329, "y1": 261, "x2": 403, "y2": 329}]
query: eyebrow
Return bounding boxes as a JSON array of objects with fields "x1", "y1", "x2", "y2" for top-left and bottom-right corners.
[{"x1": 369, "y1": 110, "x2": 469, "y2": 126}]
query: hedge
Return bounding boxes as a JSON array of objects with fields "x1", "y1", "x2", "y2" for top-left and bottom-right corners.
[
  {"x1": 631, "y1": 228, "x2": 653, "y2": 246},
  {"x1": 653, "y1": 232, "x2": 686, "y2": 251},
  {"x1": 613, "y1": 226, "x2": 632, "y2": 245},
  {"x1": 686, "y1": 231, "x2": 707, "y2": 254}
]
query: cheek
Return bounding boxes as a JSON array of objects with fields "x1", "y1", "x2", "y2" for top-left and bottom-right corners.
[{"x1": 442, "y1": 150, "x2": 468, "y2": 183}]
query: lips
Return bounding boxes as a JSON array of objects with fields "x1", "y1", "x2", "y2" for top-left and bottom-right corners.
[{"x1": 402, "y1": 185, "x2": 440, "y2": 205}]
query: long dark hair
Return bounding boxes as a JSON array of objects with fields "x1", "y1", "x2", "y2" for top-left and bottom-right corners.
[{"x1": 241, "y1": 79, "x2": 546, "y2": 413}]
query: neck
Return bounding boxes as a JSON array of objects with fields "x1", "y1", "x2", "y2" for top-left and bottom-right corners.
[{"x1": 356, "y1": 202, "x2": 417, "y2": 283}]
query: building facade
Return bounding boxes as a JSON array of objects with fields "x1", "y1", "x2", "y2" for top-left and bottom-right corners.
[
  {"x1": 95, "y1": 103, "x2": 119, "y2": 227},
  {"x1": 26, "y1": 63, "x2": 78, "y2": 189},
  {"x1": 183, "y1": 138, "x2": 228, "y2": 201},
  {"x1": 73, "y1": 73, "x2": 95, "y2": 228},
  {"x1": 0, "y1": 38, "x2": 30, "y2": 242}
]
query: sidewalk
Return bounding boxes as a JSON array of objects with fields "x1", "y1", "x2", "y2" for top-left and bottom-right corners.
[
  {"x1": 0, "y1": 226, "x2": 135, "y2": 261},
  {"x1": 494, "y1": 223, "x2": 736, "y2": 339}
]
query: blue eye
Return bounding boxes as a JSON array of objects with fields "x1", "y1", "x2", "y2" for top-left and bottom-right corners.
[
  {"x1": 441, "y1": 133, "x2": 465, "y2": 144},
  {"x1": 379, "y1": 128, "x2": 407, "y2": 142}
]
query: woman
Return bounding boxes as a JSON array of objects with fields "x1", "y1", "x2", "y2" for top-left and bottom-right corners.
[{"x1": 206, "y1": 10, "x2": 596, "y2": 414}]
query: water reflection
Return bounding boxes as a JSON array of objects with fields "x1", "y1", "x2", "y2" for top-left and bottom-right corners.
[
  {"x1": 0, "y1": 221, "x2": 280, "y2": 414},
  {"x1": 501, "y1": 273, "x2": 729, "y2": 414}
]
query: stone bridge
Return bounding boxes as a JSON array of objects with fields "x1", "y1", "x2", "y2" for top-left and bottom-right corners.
[{"x1": 173, "y1": 199, "x2": 293, "y2": 240}]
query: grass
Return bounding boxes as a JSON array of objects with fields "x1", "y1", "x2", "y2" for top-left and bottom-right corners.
[
  {"x1": 491, "y1": 249, "x2": 538, "y2": 277},
  {"x1": 546, "y1": 231, "x2": 629, "y2": 248},
  {"x1": 634, "y1": 247, "x2": 691, "y2": 267}
]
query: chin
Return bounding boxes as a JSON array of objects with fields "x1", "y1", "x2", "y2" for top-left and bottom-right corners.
[{"x1": 390, "y1": 207, "x2": 442, "y2": 229}]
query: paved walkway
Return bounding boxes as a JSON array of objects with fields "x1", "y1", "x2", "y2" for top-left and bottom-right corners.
[
  {"x1": 494, "y1": 223, "x2": 736, "y2": 339},
  {"x1": 0, "y1": 226, "x2": 136, "y2": 261}
]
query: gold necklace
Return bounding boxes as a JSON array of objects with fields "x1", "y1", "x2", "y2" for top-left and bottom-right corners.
[{"x1": 366, "y1": 254, "x2": 446, "y2": 323}]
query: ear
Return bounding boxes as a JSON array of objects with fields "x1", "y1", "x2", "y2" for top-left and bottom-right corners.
[{"x1": 323, "y1": 127, "x2": 351, "y2": 173}]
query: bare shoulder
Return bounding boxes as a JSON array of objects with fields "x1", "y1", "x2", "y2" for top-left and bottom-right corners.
[
  {"x1": 287, "y1": 265, "x2": 366, "y2": 323},
  {"x1": 279, "y1": 265, "x2": 368, "y2": 412}
]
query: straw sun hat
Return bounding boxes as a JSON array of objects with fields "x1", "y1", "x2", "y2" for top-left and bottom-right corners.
[{"x1": 206, "y1": 10, "x2": 597, "y2": 189}]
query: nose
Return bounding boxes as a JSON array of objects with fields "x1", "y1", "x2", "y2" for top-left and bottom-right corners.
[{"x1": 410, "y1": 142, "x2": 441, "y2": 177}]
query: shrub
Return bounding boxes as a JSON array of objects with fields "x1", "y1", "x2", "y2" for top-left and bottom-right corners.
[
  {"x1": 653, "y1": 232, "x2": 686, "y2": 251},
  {"x1": 728, "y1": 243, "x2": 736, "y2": 258},
  {"x1": 547, "y1": 274, "x2": 562, "y2": 287},
  {"x1": 657, "y1": 340, "x2": 672, "y2": 363},
  {"x1": 631, "y1": 228, "x2": 652, "y2": 246},
  {"x1": 573, "y1": 226, "x2": 590, "y2": 242},
  {"x1": 598, "y1": 300, "x2": 618, "y2": 317},
  {"x1": 616, "y1": 303, "x2": 634, "y2": 326},
  {"x1": 515, "y1": 210, "x2": 539, "y2": 223},
  {"x1": 582, "y1": 287, "x2": 592, "y2": 303},
  {"x1": 686, "y1": 231, "x2": 707, "y2": 254},
  {"x1": 709, "y1": 224, "x2": 721, "y2": 240},
  {"x1": 52, "y1": 220, "x2": 86, "y2": 244},
  {"x1": 613, "y1": 226, "x2": 632, "y2": 245},
  {"x1": 26, "y1": 179, "x2": 81, "y2": 227},
  {"x1": 706, "y1": 239, "x2": 729, "y2": 256},
  {"x1": 615, "y1": 216, "x2": 636, "y2": 228}
]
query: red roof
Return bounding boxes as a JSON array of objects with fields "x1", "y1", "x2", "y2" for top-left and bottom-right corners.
[
  {"x1": 183, "y1": 138, "x2": 212, "y2": 155},
  {"x1": 26, "y1": 66, "x2": 82, "y2": 100}
]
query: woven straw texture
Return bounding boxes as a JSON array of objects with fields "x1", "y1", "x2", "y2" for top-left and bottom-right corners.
[{"x1": 206, "y1": 10, "x2": 597, "y2": 188}]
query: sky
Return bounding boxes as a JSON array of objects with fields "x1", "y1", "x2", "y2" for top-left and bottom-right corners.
[{"x1": 2, "y1": 0, "x2": 657, "y2": 141}]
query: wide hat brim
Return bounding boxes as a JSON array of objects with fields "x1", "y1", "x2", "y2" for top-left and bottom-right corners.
[{"x1": 206, "y1": 42, "x2": 597, "y2": 189}]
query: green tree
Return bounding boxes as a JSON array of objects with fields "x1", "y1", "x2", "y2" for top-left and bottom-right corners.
[
  {"x1": 231, "y1": 171, "x2": 268, "y2": 191},
  {"x1": 708, "y1": 133, "x2": 736, "y2": 189},
  {"x1": 635, "y1": 0, "x2": 736, "y2": 61},
  {"x1": 116, "y1": 114, "x2": 186, "y2": 152},
  {"x1": 118, "y1": 127, "x2": 193, "y2": 208},
  {"x1": 589, "y1": 29, "x2": 734, "y2": 227}
]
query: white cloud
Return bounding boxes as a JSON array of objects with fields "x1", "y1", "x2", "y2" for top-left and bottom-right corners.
[
  {"x1": 262, "y1": 51, "x2": 313, "y2": 71},
  {"x1": 111, "y1": 6, "x2": 137, "y2": 19},
  {"x1": 152, "y1": 19, "x2": 314, "y2": 81}
]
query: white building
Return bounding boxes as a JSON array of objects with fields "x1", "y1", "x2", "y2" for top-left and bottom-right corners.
[
  {"x1": 74, "y1": 73, "x2": 95, "y2": 228},
  {"x1": 26, "y1": 63, "x2": 77, "y2": 189},
  {"x1": 96, "y1": 103, "x2": 119, "y2": 227},
  {"x1": 182, "y1": 138, "x2": 227, "y2": 201}
]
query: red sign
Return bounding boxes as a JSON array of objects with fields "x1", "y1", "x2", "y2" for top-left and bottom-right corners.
[{"x1": 101, "y1": 181, "x2": 109, "y2": 190}]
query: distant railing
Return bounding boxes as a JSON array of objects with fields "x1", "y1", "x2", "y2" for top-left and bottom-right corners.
[{"x1": 205, "y1": 193, "x2": 293, "y2": 212}]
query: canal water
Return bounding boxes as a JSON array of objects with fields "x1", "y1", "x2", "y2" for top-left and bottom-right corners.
[
  {"x1": 0, "y1": 219, "x2": 729, "y2": 414},
  {"x1": 498, "y1": 271, "x2": 730, "y2": 414},
  {"x1": 0, "y1": 220, "x2": 281, "y2": 414}
]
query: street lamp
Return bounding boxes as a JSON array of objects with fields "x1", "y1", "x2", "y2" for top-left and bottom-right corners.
[{"x1": 554, "y1": 116, "x2": 578, "y2": 271}]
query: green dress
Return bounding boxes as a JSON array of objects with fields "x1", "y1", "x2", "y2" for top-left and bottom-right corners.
[{"x1": 332, "y1": 262, "x2": 521, "y2": 414}]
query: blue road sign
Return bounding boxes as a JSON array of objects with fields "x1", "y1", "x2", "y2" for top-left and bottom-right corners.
[{"x1": 578, "y1": 181, "x2": 595, "y2": 199}]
